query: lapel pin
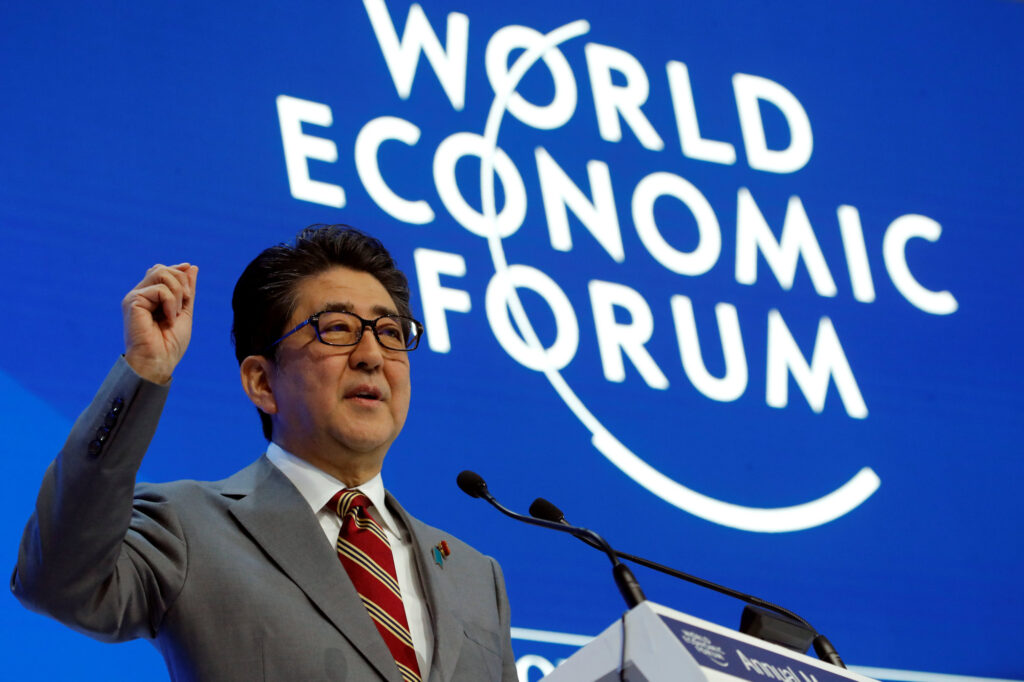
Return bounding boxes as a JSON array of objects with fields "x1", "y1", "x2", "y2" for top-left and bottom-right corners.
[{"x1": 432, "y1": 540, "x2": 451, "y2": 568}]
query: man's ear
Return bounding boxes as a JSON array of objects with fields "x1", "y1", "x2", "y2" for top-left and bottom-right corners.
[{"x1": 240, "y1": 355, "x2": 278, "y2": 415}]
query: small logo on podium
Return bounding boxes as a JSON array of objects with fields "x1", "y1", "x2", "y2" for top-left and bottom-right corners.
[{"x1": 680, "y1": 629, "x2": 729, "y2": 668}]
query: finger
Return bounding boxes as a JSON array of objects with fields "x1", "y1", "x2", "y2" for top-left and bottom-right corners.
[
  {"x1": 167, "y1": 263, "x2": 192, "y2": 285},
  {"x1": 150, "y1": 268, "x2": 187, "y2": 317},
  {"x1": 182, "y1": 265, "x2": 198, "y2": 314},
  {"x1": 160, "y1": 264, "x2": 190, "y2": 292},
  {"x1": 138, "y1": 263, "x2": 187, "y2": 290},
  {"x1": 168, "y1": 263, "x2": 197, "y2": 307},
  {"x1": 125, "y1": 263, "x2": 194, "y2": 319},
  {"x1": 132, "y1": 283, "x2": 178, "y2": 322},
  {"x1": 123, "y1": 281, "x2": 164, "y2": 315},
  {"x1": 131, "y1": 284, "x2": 176, "y2": 321},
  {"x1": 129, "y1": 263, "x2": 166, "y2": 293},
  {"x1": 159, "y1": 265, "x2": 194, "y2": 310}
]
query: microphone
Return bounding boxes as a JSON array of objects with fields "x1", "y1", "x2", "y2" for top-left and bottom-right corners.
[
  {"x1": 528, "y1": 497, "x2": 566, "y2": 522},
  {"x1": 456, "y1": 471, "x2": 646, "y2": 609},
  {"x1": 455, "y1": 470, "x2": 488, "y2": 498},
  {"x1": 530, "y1": 497, "x2": 846, "y2": 669}
]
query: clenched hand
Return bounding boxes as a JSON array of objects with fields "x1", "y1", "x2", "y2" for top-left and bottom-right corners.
[{"x1": 122, "y1": 263, "x2": 198, "y2": 385}]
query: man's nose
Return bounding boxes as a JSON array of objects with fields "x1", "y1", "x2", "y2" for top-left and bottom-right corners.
[{"x1": 349, "y1": 325, "x2": 384, "y2": 369}]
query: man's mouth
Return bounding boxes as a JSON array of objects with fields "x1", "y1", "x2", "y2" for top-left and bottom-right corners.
[{"x1": 346, "y1": 385, "x2": 383, "y2": 401}]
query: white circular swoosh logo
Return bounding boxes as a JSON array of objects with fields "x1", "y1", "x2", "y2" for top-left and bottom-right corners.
[{"x1": 476, "y1": 19, "x2": 881, "y2": 533}]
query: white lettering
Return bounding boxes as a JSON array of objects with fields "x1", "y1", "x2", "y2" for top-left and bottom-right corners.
[
  {"x1": 486, "y1": 25, "x2": 578, "y2": 130},
  {"x1": 737, "y1": 650, "x2": 763, "y2": 676},
  {"x1": 584, "y1": 42, "x2": 665, "y2": 151},
  {"x1": 433, "y1": 132, "x2": 527, "y2": 238},
  {"x1": 413, "y1": 249, "x2": 471, "y2": 353},
  {"x1": 486, "y1": 265, "x2": 579, "y2": 371},
  {"x1": 354, "y1": 116, "x2": 434, "y2": 224},
  {"x1": 766, "y1": 311, "x2": 868, "y2": 418},
  {"x1": 666, "y1": 61, "x2": 736, "y2": 165},
  {"x1": 732, "y1": 73, "x2": 813, "y2": 173},
  {"x1": 275, "y1": 95, "x2": 344, "y2": 208},
  {"x1": 837, "y1": 204, "x2": 875, "y2": 303},
  {"x1": 735, "y1": 189, "x2": 837, "y2": 297},
  {"x1": 671, "y1": 296, "x2": 748, "y2": 402},
  {"x1": 535, "y1": 147, "x2": 623, "y2": 261},
  {"x1": 363, "y1": 0, "x2": 469, "y2": 110},
  {"x1": 589, "y1": 280, "x2": 669, "y2": 389},
  {"x1": 516, "y1": 655, "x2": 555, "y2": 681},
  {"x1": 735, "y1": 651, "x2": 797, "y2": 682},
  {"x1": 633, "y1": 172, "x2": 721, "y2": 276},
  {"x1": 883, "y1": 214, "x2": 958, "y2": 315}
]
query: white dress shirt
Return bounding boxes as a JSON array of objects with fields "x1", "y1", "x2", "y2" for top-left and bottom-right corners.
[{"x1": 265, "y1": 443, "x2": 434, "y2": 674}]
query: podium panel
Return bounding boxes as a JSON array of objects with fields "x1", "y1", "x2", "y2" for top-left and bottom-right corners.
[{"x1": 542, "y1": 602, "x2": 878, "y2": 682}]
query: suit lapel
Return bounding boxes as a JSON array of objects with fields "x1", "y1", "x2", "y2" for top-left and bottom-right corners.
[
  {"x1": 224, "y1": 457, "x2": 403, "y2": 682},
  {"x1": 386, "y1": 493, "x2": 464, "y2": 682}
]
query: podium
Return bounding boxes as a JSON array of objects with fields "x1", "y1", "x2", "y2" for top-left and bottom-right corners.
[{"x1": 540, "y1": 601, "x2": 878, "y2": 682}]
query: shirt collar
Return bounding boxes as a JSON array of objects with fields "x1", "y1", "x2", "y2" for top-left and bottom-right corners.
[{"x1": 265, "y1": 442, "x2": 399, "y2": 535}]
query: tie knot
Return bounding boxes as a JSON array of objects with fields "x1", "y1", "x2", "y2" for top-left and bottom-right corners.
[{"x1": 330, "y1": 489, "x2": 372, "y2": 519}]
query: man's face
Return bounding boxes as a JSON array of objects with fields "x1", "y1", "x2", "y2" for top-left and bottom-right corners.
[{"x1": 267, "y1": 266, "x2": 411, "y2": 478}]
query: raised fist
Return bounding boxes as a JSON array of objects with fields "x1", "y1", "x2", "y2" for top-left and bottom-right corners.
[{"x1": 122, "y1": 263, "x2": 198, "y2": 384}]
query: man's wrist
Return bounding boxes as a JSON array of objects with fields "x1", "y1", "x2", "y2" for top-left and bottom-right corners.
[{"x1": 122, "y1": 353, "x2": 173, "y2": 386}]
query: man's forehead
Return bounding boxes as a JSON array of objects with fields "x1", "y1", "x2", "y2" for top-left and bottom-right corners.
[
  {"x1": 320, "y1": 301, "x2": 399, "y2": 317},
  {"x1": 293, "y1": 267, "x2": 398, "y2": 316}
]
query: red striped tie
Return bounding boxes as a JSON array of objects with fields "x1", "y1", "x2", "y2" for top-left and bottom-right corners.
[{"x1": 330, "y1": 490, "x2": 422, "y2": 682}]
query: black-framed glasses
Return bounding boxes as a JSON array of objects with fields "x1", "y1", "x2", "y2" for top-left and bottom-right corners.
[{"x1": 267, "y1": 310, "x2": 424, "y2": 352}]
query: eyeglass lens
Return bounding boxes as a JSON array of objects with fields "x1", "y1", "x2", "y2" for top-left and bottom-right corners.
[{"x1": 316, "y1": 312, "x2": 418, "y2": 350}]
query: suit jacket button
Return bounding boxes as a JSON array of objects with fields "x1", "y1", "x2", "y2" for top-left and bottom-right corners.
[{"x1": 95, "y1": 426, "x2": 111, "y2": 443}]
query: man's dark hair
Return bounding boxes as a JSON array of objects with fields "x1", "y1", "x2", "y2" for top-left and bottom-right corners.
[{"x1": 231, "y1": 224, "x2": 412, "y2": 440}]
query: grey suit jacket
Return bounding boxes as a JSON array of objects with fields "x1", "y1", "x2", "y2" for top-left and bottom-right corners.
[{"x1": 13, "y1": 358, "x2": 517, "y2": 682}]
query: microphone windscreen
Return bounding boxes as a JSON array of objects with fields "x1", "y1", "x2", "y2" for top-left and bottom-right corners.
[
  {"x1": 529, "y1": 497, "x2": 565, "y2": 522},
  {"x1": 456, "y1": 470, "x2": 488, "y2": 498}
]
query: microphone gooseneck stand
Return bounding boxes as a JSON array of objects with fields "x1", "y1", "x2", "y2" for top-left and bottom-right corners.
[
  {"x1": 456, "y1": 471, "x2": 646, "y2": 609},
  {"x1": 528, "y1": 496, "x2": 846, "y2": 669}
]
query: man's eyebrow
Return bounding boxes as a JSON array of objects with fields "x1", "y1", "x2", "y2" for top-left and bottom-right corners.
[
  {"x1": 320, "y1": 302, "x2": 352, "y2": 314},
  {"x1": 319, "y1": 302, "x2": 399, "y2": 317}
]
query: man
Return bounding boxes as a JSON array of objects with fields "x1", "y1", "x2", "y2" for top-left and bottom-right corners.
[{"x1": 13, "y1": 226, "x2": 517, "y2": 682}]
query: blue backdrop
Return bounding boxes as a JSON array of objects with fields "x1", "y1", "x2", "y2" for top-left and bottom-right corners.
[{"x1": 2, "y1": 2, "x2": 1022, "y2": 680}]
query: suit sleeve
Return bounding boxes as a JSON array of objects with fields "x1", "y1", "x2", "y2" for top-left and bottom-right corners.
[
  {"x1": 489, "y1": 556, "x2": 519, "y2": 681},
  {"x1": 11, "y1": 357, "x2": 188, "y2": 642}
]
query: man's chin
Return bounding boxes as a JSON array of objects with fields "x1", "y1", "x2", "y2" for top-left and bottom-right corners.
[{"x1": 332, "y1": 429, "x2": 397, "y2": 457}]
